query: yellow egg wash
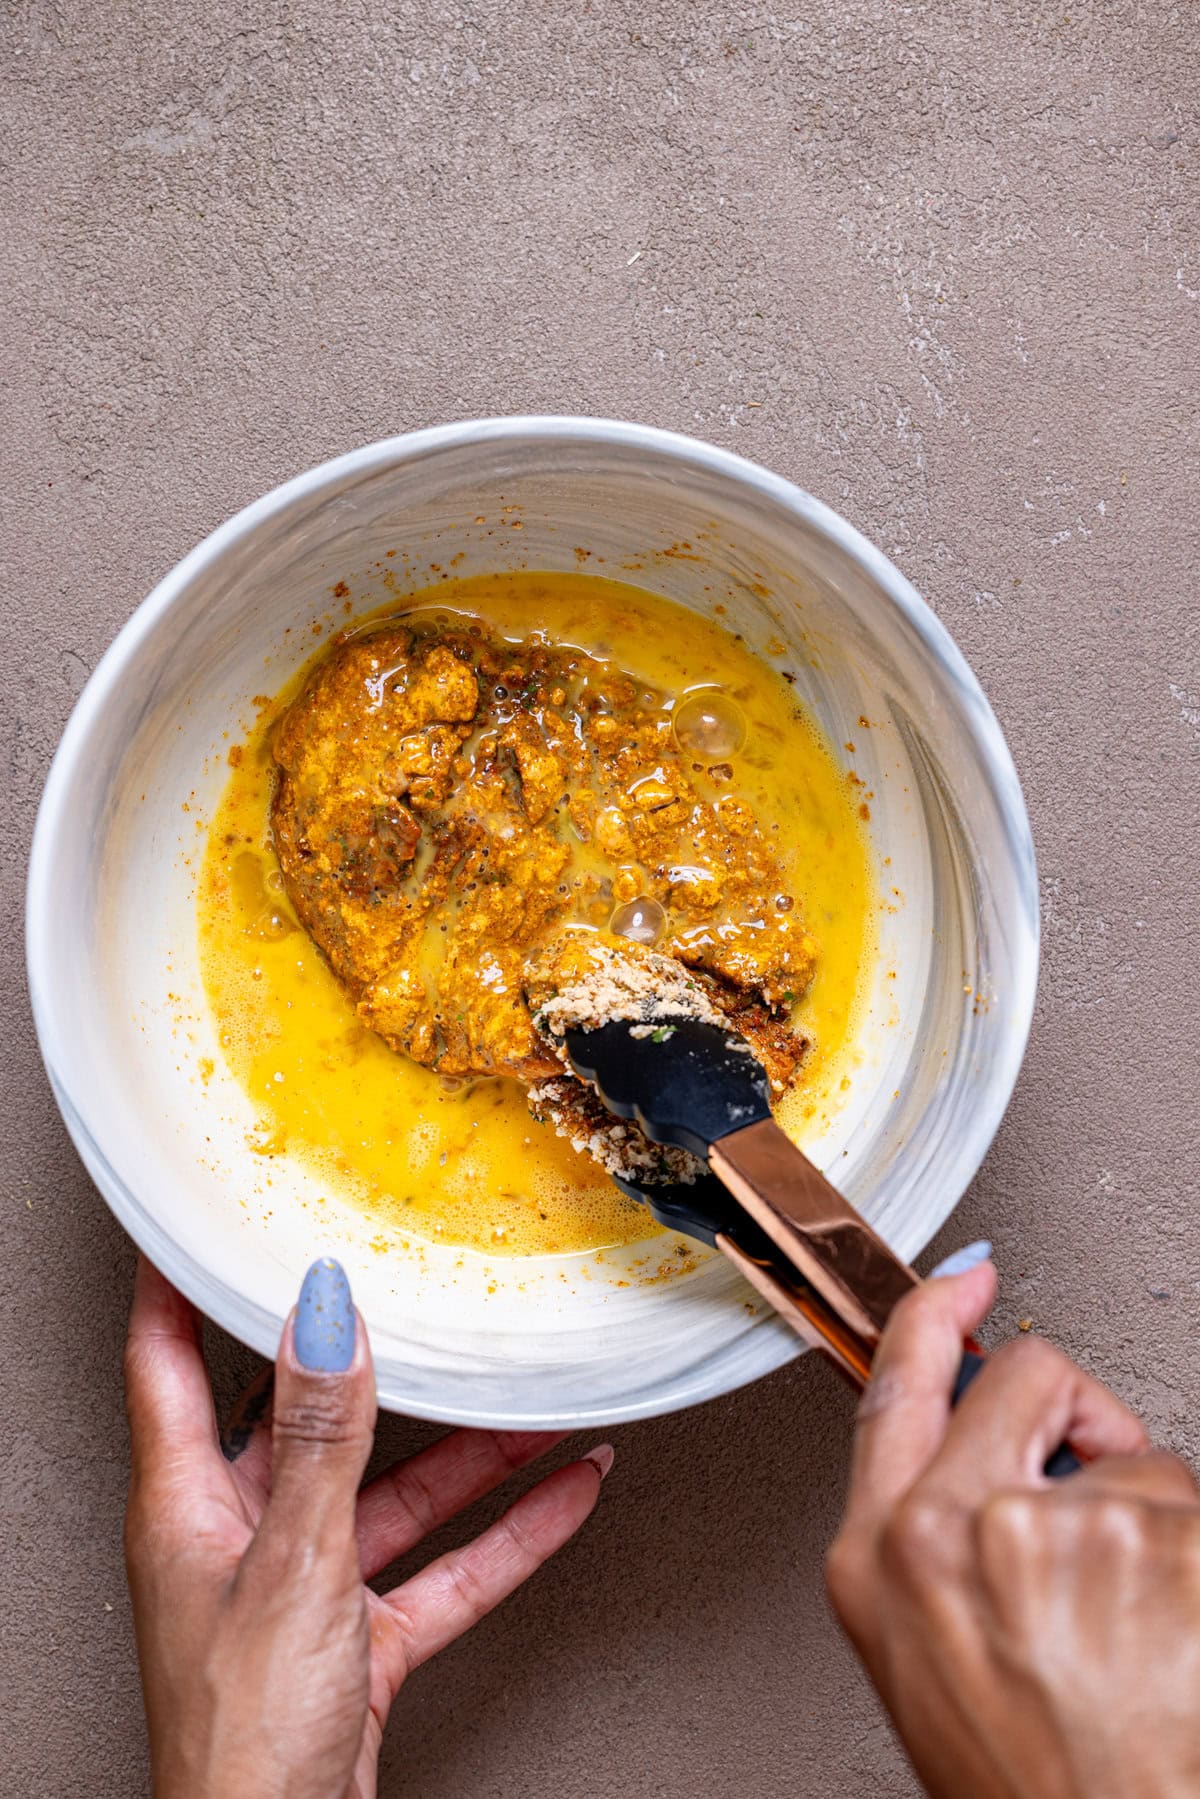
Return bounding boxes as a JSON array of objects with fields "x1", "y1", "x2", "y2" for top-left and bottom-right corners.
[{"x1": 198, "y1": 571, "x2": 875, "y2": 1256}]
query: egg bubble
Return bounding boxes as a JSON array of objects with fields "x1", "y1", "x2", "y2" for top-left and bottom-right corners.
[
  {"x1": 610, "y1": 896, "x2": 666, "y2": 946},
  {"x1": 673, "y1": 689, "x2": 746, "y2": 760}
]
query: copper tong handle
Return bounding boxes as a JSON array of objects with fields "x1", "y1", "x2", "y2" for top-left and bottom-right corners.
[
  {"x1": 709, "y1": 1116, "x2": 921, "y2": 1387},
  {"x1": 715, "y1": 1233, "x2": 881, "y2": 1385}
]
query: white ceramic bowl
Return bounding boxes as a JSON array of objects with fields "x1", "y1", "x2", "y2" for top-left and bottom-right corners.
[{"x1": 27, "y1": 419, "x2": 1038, "y2": 1428}]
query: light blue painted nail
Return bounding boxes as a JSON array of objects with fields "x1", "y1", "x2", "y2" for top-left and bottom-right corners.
[
  {"x1": 929, "y1": 1239, "x2": 993, "y2": 1280},
  {"x1": 294, "y1": 1258, "x2": 355, "y2": 1371}
]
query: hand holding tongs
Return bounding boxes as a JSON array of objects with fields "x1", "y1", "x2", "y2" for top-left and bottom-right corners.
[{"x1": 564, "y1": 1017, "x2": 1079, "y2": 1478}]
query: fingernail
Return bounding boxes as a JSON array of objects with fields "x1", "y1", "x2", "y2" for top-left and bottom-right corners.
[
  {"x1": 294, "y1": 1258, "x2": 356, "y2": 1372},
  {"x1": 583, "y1": 1443, "x2": 615, "y2": 1481},
  {"x1": 929, "y1": 1239, "x2": 993, "y2": 1280}
]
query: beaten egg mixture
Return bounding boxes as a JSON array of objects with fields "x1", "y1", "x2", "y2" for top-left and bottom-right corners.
[{"x1": 198, "y1": 572, "x2": 875, "y2": 1256}]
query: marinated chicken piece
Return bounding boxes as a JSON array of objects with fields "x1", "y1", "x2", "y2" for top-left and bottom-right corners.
[
  {"x1": 501, "y1": 714, "x2": 567, "y2": 824},
  {"x1": 271, "y1": 612, "x2": 817, "y2": 1116},
  {"x1": 672, "y1": 918, "x2": 817, "y2": 1014}
]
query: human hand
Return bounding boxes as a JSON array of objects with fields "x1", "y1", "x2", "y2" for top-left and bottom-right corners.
[
  {"x1": 124, "y1": 1254, "x2": 611, "y2": 1799},
  {"x1": 826, "y1": 1257, "x2": 1200, "y2": 1799}
]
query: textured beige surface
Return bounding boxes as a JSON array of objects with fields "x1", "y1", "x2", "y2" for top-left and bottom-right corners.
[{"x1": 3, "y1": 3, "x2": 1198, "y2": 1794}]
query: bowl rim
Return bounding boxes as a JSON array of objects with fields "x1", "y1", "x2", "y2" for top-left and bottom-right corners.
[{"x1": 26, "y1": 415, "x2": 1040, "y2": 1425}]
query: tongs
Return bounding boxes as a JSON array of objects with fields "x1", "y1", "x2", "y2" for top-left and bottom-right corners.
[{"x1": 565, "y1": 1016, "x2": 1079, "y2": 1477}]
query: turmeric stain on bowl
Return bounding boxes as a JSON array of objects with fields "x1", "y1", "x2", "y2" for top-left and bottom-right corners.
[{"x1": 197, "y1": 571, "x2": 875, "y2": 1257}]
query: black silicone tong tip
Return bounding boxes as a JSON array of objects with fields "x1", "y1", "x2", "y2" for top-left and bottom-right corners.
[
  {"x1": 612, "y1": 1169, "x2": 735, "y2": 1247},
  {"x1": 562, "y1": 1017, "x2": 772, "y2": 1162},
  {"x1": 568, "y1": 1015, "x2": 1083, "y2": 1480}
]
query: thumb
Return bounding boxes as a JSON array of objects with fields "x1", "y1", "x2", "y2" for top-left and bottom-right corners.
[
  {"x1": 258, "y1": 1258, "x2": 376, "y2": 1559},
  {"x1": 842, "y1": 1258, "x2": 997, "y2": 1538}
]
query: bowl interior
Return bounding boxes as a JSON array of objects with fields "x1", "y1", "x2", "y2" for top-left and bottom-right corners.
[{"x1": 28, "y1": 422, "x2": 1037, "y2": 1427}]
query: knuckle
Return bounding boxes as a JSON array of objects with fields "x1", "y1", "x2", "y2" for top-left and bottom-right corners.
[
  {"x1": 855, "y1": 1367, "x2": 908, "y2": 1424},
  {"x1": 492, "y1": 1428, "x2": 538, "y2": 1477},
  {"x1": 977, "y1": 1490, "x2": 1041, "y2": 1559},
  {"x1": 388, "y1": 1458, "x2": 441, "y2": 1540},
  {"x1": 1087, "y1": 1495, "x2": 1147, "y2": 1557},
  {"x1": 990, "y1": 1334, "x2": 1067, "y2": 1383},
  {"x1": 885, "y1": 1278, "x2": 946, "y2": 1340},
  {"x1": 888, "y1": 1281, "x2": 930, "y2": 1326},
  {"x1": 445, "y1": 1544, "x2": 493, "y2": 1623},
  {"x1": 880, "y1": 1493, "x2": 960, "y2": 1586},
  {"x1": 497, "y1": 1506, "x2": 538, "y2": 1562},
  {"x1": 273, "y1": 1394, "x2": 363, "y2": 1450}
]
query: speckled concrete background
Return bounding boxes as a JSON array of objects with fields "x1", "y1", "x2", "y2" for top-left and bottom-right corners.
[{"x1": 2, "y1": 3, "x2": 1197, "y2": 1794}]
